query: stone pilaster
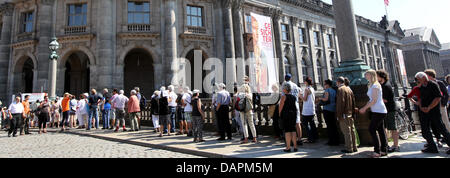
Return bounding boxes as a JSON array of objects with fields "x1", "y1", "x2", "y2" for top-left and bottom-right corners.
[
  {"x1": 95, "y1": 0, "x2": 115, "y2": 90},
  {"x1": 232, "y1": 0, "x2": 244, "y2": 86},
  {"x1": 290, "y1": 17, "x2": 301, "y2": 84},
  {"x1": 222, "y1": 0, "x2": 236, "y2": 91},
  {"x1": 266, "y1": 7, "x2": 284, "y2": 83},
  {"x1": 321, "y1": 25, "x2": 332, "y2": 80},
  {"x1": 370, "y1": 39, "x2": 378, "y2": 70},
  {"x1": 0, "y1": 3, "x2": 14, "y2": 102},
  {"x1": 306, "y1": 21, "x2": 319, "y2": 84},
  {"x1": 36, "y1": 0, "x2": 54, "y2": 93}
]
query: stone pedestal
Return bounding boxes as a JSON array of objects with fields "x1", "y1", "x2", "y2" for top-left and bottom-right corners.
[{"x1": 332, "y1": 0, "x2": 372, "y2": 145}]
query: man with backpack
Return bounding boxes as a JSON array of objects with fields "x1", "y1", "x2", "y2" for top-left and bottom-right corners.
[
  {"x1": 135, "y1": 87, "x2": 146, "y2": 130},
  {"x1": 236, "y1": 84, "x2": 257, "y2": 144}
]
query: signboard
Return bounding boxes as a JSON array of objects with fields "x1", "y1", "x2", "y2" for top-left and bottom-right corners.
[
  {"x1": 11, "y1": 93, "x2": 48, "y2": 104},
  {"x1": 250, "y1": 13, "x2": 278, "y2": 94},
  {"x1": 396, "y1": 49, "x2": 408, "y2": 87}
]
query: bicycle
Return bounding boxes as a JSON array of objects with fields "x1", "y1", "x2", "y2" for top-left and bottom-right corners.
[{"x1": 395, "y1": 97, "x2": 414, "y2": 140}]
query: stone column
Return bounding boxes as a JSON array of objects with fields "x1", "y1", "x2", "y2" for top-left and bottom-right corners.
[
  {"x1": 96, "y1": 0, "x2": 114, "y2": 90},
  {"x1": 222, "y1": 0, "x2": 236, "y2": 92},
  {"x1": 232, "y1": 0, "x2": 244, "y2": 86},
  {"x1": 0, "y1": 3, "x2": 14, "y2": 102},
  {"x1": 164, "y1": 0, "x2": 178, "y2": 87},
  {"x1": 268, "y1": 8, "x2": 285, "y2": 83},
  {"x1": 332, "y1": 0, "x2": 371, "y2": 145}
]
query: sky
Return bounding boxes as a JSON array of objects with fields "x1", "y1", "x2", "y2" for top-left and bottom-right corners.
[{"x1": 322, "y1": 0, "x2": 450, "y2": 44}]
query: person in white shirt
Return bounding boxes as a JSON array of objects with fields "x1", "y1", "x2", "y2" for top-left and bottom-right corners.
[
  {"x1": 301, "y1": 77, "x2": 317, "y2": 143},
  {"x1": 111, "y1": 90, "x2": 129, "y2": 132},
  {"x1": 8, "y1": 96, "x2": 25, "y2": 137},
  {"x1": 167, "y1": 85, "x2": 178, "y2": 133},
  {"x1": 359, "y1": 69, "x2": 388, "y2": 158},
  {"x1": 76, "y1": 94, "x2": 89, "y2": 129},
  {"x1": 182, "y1": 87, "x2": 193, "y2": 135}
]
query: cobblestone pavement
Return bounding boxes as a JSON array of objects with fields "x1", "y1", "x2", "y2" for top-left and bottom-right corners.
[{"x1": 0, "y1": 129, "x2": 202, "y2": 158}]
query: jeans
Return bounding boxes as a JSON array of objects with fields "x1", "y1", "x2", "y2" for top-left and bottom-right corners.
[
  {"x1": 102, "y1": 109, "x2": 111, "y2": 129},
  {"x1": 20, "y1": 116, "x2": 30, "y2": 134},
  {"x1": 60, "y1": 111, "x2": 69, "y2": 127},
  {"x1": 419, "y1": 109, "x2": 450, "y2": 150},
  {"x1": 88, "y1": 107, "x2": 99, "y2": 129},
  {"x1": 302, "y1": 115, "x2": 318, "y2": 142},
  {"x1": 369, "y1": 112, "x2": 388, "y2": 154},
  {"x1": 323, "y1": 110, "x2": 339, "y2": 144}
]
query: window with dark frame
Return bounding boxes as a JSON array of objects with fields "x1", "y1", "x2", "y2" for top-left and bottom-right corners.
[
  {"x1": 127, "y1": 1, "x2": 150, "y2": 24},
  {"x1": 281, "y1": 24, "x2": 290, "y2": 41},
  {"x1": 313, "y1": 31, "x2": 320, "y2": 46},
  {"x1": 299, "y1": 28, "x2": 306, "y2": 44},
  {"x1": 302, "y1": 58, "x2": 308, "y2": 79},
  {"x1": 68, "y1": 4, "x2": 87, "y2": 26},
  {"x1": 21, "y1": 11, "x2": 33, "y2": 33},
  {"x1": 327, "y1": 34, "x2": 333, "y2": 48},
  {"x1": 317, "y1": 59, "x2": 323, "y2": 84},
  {"x1": 284, "y1": 56, "x2": 291, "y2": 75},
  {"x1": 187, "y1": 5, "x2": 203, "y2": 27}
]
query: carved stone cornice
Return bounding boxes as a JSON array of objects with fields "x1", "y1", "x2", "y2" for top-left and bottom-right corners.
[
  {"x1": 291, "y1": 17, "x2": 298, "y2": 26},
  {"x1": 12, "y1": 40, "x2": 38, "y2": 49},
  {"x1": 0, "y1": 3, "x2": 14, "y2": 16},
  {"x1": 264, "y1": 7, "x2": 282, "y2": 21},
  {"x1": 118, "y1": 33, "x2": 159, "y2": 47},
  {"x1": 179, "y1": 33, "x2": 214, "y2": 41},
  {"x1": 232, "y1": 0, "x2": 245, "y2": 11},
  {"x1": 40, "y1": 0, "x2": 55, "y2": 6},
  {"x1": 221, "y1": 0, "x2": 233, "y2": 9},
  {"x1": 118, "y1": 32, "x2": 159, "y2": 40},
  {"x1": 57, "y1": 34, "x2": 95, "y2": 43}
]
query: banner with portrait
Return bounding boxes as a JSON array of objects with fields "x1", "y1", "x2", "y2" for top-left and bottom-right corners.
[{"x1": 250, "y1": 13, "x2": 278, "y2": 94}]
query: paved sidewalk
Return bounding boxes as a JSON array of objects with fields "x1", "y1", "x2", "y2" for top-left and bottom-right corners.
[
  {"x1": 0, "y1": 129, "x2": 201, "y2": 158},
  {"x1": 56, "y1": 126, "x2": 450, "y2": 158}
]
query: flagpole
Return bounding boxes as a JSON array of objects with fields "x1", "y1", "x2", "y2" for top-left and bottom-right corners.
[{"x1": 384, "y1": 3, "x2": 389, "y2": 21}]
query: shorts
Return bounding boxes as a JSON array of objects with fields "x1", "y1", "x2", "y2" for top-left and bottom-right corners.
[
  {"x1": 184, "y1": 112, "x2": 192, "y2": 123},
  {"x1": 69, "y1": 110, "x2": 76, "y2": 115},
  {"x1": 385, "y1": 112, "x2": 397, "y2": 130},
  {"x1": 159, "y1": 115, "x2": 170, "y2": 126}
]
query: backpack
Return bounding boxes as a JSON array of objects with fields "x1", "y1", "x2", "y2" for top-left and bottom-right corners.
[
  {"x1": 235, "y1": 95, "x2": 246, "y2": 112},
  {"x1": 140, "y1": 94, "x2": 147, "y2": 109}
]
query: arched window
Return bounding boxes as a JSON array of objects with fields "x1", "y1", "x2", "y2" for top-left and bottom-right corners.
[{"x1": 284, "y1": 56, "x2": 291, "y2": 75}]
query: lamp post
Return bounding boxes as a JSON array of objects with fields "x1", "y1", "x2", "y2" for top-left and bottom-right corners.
[{"x1": 48, "y1": 37, "x2": 60, "y2": 100}]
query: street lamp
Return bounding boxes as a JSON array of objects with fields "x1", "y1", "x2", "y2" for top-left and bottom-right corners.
[{"x1": 48, "y1": 37, "x2": 59, "y2": 100}]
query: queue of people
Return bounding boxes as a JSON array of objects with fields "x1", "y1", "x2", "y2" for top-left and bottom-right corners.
[{"x1": 1, "y1": 69, "x2": 450, "y2": 157}]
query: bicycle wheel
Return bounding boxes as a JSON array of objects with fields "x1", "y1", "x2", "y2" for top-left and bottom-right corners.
[{"x1": 398, "y1": 115, "x2": 409, "y2": 140}]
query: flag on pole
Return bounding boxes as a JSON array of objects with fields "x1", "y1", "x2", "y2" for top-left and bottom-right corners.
[{"x1": 384, "y1": 0, "x2": 390, "y2": 6}]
